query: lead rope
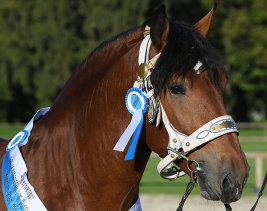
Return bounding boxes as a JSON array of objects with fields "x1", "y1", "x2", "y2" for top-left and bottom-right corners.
[
  {"x1": 224, "y1": 170, "x2": 267, "y2": 211},
  {"x1": 250, "y1": 171, "x2": 267, "y2": 211},
  {"x1": 224, "y1": 204, "x2": 232, "y2": 211},
  {"x1": 168, "y1": 146, "x2": 234, "y2": 211},
  {"x1": 176, "y1": 174, "x2": 232, "y2": 211},
  {"x1": 165, "y1": 147, "x2": 199, "y2": 211},
  {"x1": 176, "y1": 171, "x2": 197, "y2": 211},
  {"x1": 177, "y1": 171, "x2": 267, "y2": 211}
]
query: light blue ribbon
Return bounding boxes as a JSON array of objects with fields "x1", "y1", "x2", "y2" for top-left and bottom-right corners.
[
  {"x1": 2, "y1": 108, "x2": 49, "y2": 211},
  {"x1": 125, "y1": 114, "x2": 143, "y2": 160},
  {"x1": 113, "y1": 109, "x2": 143, "y2": 160}
]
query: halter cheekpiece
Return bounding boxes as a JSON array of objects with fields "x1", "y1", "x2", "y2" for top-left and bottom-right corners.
[{"x1": 113, "y1": 26, "x2": 239, "y2": 181}]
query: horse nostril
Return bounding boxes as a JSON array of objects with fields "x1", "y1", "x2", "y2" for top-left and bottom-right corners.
[
  {"x1": 222, "y1": 175, "x2": 229, "y2": 189},
  {"x1": 221, "y1": 171, "x2": 233, "y2": 190}
]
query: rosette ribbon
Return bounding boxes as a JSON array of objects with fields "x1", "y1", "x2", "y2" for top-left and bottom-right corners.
[
  {"x1": 113, "y1": 88, "x2": 148, "y2": 160},
  {"x1": 2, "y1": 107, "x2": 50, "y2": 211}
]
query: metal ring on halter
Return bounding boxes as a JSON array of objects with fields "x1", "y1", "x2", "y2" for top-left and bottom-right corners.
[
  {"x1": 167, "y1": 146, "x2": 200, "y2": 173},
  {"x1": 187, "y1": 160, "x2": 199, "y2": 173}
]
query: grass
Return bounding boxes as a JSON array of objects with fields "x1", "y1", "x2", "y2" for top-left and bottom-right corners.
[
  {"x1": 239, "y1": 128, "x2": 266, "y2": 137},
  {"x1": 140, "y1": 127, "x2": 267, "y2": 196},
  {"x1": 140, "y1": 157, "x2": 200, "y2": 195},
  {"x1": 240, "y1": 141, "x2": 267, "y2": 152},
  {"x1": 0, "y1": 124, "x2": 266, "y2": 196},
  {"x1": 0, "y1": 123, "x2": 24, "y2": 139},
  {"x1": 140, "y1": 157, "x2": 267, "y2": 197}
]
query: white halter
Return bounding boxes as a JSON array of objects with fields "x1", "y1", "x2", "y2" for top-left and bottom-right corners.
[{"x1": 137, "y1": 28, "x2": 239, "y2": 181}]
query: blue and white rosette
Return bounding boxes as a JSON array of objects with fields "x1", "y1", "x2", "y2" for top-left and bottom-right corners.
[
  {"x1": 2, "y1": 108, "x2": 50, "y2": 211},
  {"x1": 113, "y1": 88, "x2": 149, "y2": 160}
]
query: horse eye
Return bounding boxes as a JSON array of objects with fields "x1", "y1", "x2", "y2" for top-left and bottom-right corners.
[{"x1": 169, "y1": 84, "x2": 186, "y2": 95}]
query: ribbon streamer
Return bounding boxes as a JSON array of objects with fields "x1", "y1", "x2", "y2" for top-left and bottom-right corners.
[
  {"x1": 2, "y1": 108, "x2": 49, "y2": 211},
  {"x1": 125, "y1": 114, "x2": 144, "y2": 160},
  {"x1": 113, "y1": 109, "x2": 143, "y2": 160}
]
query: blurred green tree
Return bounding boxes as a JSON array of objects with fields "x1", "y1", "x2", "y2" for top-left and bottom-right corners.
[
  {"x1": 217, "y1": 0, "x2": 267, "y2": 121},
  {"x1": 0, "y1": 0, "x2": 151, "y2": 122},
  {"x1": 167, "y1": 0, "x2": 267, "y2": 121},
  {"x1": 0, "y1": 0, "x2": 266, "y2": 122}
]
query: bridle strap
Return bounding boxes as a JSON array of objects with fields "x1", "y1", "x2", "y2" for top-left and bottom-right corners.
[
  {"x1": 161, "y1": 102, "x2": 238, "y2": 153},
  {"x1": 158, "y1": 102, "x2": 239, "y2": 180},
  {"x1": 160, "y1": 102, "x2": 186, "y2": 150},
  {"x1": 138, "y1": 34, "x2": 151, "y2": 65},
  {"x1": 157, "y1": 153, "x2": 185, "y2": 181}
]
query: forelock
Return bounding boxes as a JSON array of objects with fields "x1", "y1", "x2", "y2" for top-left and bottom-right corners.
[{"x1": 150, "y1": 21, "x2": 225, "y2": 95}]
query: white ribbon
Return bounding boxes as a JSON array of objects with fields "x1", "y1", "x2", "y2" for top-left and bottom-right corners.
[
  {"x1": 114, "y1": 109, "x2": 142, "y2": 152},
  {"x1": 2, "y1": 108, "x2": 50, "y2": 211}
]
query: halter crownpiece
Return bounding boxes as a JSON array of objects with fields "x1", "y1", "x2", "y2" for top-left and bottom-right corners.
[
  {"x1": 193, "y1": 61, "x2": 204, "y2": 74},
  {"x1": 113, "y1": 28, "x2": 161, "y2": 160}
]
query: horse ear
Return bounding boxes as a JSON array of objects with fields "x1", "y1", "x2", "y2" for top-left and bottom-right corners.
[
  {"x1": 193, "y1": 2, "x2": 217, "y2": 37},
  {"x1": 150, "y1": 5, "x2": 170, "y2": 51}
]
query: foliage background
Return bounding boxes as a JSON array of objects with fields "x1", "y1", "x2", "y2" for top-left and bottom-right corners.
[{"x1": 0, "y1": 0, "x2": 266, "y2": 122}]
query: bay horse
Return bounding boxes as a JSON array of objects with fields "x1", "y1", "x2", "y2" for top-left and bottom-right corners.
[{"x1": 0, "y1": 4, "x2": 249, "y2": 211}]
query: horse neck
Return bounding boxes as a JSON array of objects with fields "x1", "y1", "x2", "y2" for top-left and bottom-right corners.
[{"x1": 24, "y1": 27, "x2": 152, "y2": 205}]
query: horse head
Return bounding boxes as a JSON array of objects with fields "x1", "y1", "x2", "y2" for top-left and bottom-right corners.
[{"x1": 143, "y1": 5, "x2": 249, "y2": 204}]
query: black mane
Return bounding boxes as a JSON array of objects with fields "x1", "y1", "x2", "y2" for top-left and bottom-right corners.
[{"x1": 150, "y1": 21, "x2": 225, "y2": 95}]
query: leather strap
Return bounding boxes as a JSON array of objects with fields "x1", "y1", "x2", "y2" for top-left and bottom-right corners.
[
  {"x1": 250, "y1": 171, "x2": 267, "y2": 211},
  {"x1": 157, "y1": 153, "x2": 186, "y2": 181},
  {"x1": 182, "y1": 115, "x2": 238, "y2": 153},
  {"x1": 157, "y1": 102, "x2": 239, "y2": 180}
]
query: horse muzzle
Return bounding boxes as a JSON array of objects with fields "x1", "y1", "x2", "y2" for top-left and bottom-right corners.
[{"x1": 196, "y1": 162, "x2": 249, "y2": 204}]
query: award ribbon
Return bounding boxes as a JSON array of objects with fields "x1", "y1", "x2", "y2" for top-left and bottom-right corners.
[
  {"x1": 113, "y1": 88, "x2": 148, "y2": 160},
  {"x1": 2, "y1": 108, "x2": 50, "y2": 211}
]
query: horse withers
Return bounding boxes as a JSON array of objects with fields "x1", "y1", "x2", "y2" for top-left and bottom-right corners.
[{"x1": 0, "y1": 4, "x2": 249, "y2": 211}]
